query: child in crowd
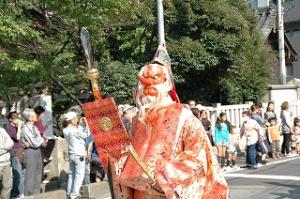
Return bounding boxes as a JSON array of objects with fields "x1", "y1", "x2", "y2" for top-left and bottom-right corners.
[
  {"x1": 291, "y1": 118, "x2": 298, "y2": 155},
  {"x1": 267, "y1": 118, "x2": 281, "y2": 159},
  {"x1": 214, "y1": 112, "x2": 231, "y2": 169},
  {"x1": 291, "y1": 135, "x2": 298, "y2": 155},
  {"x1": 226, "y1": 128, "x2": 239, "y2": 170},
  {"x1": 294, "y1": 117, "x2": 300, "y2": 155}
]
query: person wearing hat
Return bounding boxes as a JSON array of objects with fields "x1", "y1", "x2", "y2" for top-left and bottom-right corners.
[
  {"x1": 63, "y1": 111, "x2": 88, "y2": 199},
  {"x1": 21, "y1": 109, "x2": 46, "y2": 196}
]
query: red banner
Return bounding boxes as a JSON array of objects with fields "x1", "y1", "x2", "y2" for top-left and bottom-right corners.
[{"x1": 82, "y1": 97, "x2": 130, "y2": 160}]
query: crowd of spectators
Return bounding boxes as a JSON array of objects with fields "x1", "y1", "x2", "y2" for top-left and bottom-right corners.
[
  {"x1": 1, "y1": 94, "x2": 300, "y2": 198},
  {"x1": 189, "y1": 100, "x2": 300, "y2": 171}
]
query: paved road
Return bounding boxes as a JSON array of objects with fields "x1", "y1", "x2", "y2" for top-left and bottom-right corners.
[{"x1": 226, "y1": 156, "x2": 300, "y2": 199}]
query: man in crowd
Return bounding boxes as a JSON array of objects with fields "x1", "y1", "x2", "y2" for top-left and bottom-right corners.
[
  {"x1": 240, "y1": 111, "x2": 264, "y2": 169},
  {"x1": 63, "y1": 112, "x2": 87, "y2": 199},
  {"x1": 4, "y1": 112, "x2": 24, "y2": 198},
  {"x1": 251, "y1": 104, "x2": 268, "y2": 165},
  {"x1": 110, "y1": 47, "x2": 228, "y2": 198},
  {"x1": 21, "y1": 109, "x2": 46, "y2": 196},
  {"x1": 0, "y1": 127, "x2": 14, "y2": 199}
]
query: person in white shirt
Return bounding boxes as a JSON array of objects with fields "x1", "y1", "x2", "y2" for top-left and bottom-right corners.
[
  {"x1": 63, "y1": 112, "x2": 88, "y2": 199},
  {"x1": 0, "y1": 127, "x2": 14, "y2": 199}
]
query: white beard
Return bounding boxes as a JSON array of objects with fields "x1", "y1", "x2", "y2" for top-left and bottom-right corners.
[{"x1": 135, "y1": 83, "x2": 173, "y2": 119}]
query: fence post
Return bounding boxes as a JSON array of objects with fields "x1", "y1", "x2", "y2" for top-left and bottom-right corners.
[
  {"x1": 216, "y1": 103, "x2": 221, "y2": 116},
  {"x1": 296, "y1": 100, "x2": 300, "y2": 117}
]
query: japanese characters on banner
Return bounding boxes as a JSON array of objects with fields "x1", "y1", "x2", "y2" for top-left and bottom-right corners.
[{"x1": 82, "y1": 97, "x2": 130, "y2": 159}]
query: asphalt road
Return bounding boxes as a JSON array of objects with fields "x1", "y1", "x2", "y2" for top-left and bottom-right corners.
[{"x1": 226, "y1": 156, "x2": 300, "y2": 199}]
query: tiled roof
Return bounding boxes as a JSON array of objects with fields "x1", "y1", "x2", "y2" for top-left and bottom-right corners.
[
  {"x1": 259, "y1": 6, "x2": 277, "y2": 40},
  {"x1": 284, "y1": 0, "x2": 300, "y2": 23}
]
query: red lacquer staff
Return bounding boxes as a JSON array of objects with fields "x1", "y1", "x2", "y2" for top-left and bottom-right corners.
[{"x1": 80, "y1": 28, "x2": 155, "y2": 184}]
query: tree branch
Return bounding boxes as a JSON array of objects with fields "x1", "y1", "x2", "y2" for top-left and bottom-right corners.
[
  {"x1": 49, "y1": 74, "x2": 83, "y2": 109},
  {"x1": 53, "y1": 37, "x2": 70, "y2": 56}
]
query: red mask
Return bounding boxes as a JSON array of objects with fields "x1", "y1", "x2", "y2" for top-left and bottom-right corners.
[{"x1": 139, "y1": 65, "x2": 167, "y2": 96}]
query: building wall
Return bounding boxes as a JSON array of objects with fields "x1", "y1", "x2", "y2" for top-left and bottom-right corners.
[
  {"x1": 249, "y1": 0, "x2": 271, "y2": 9},
  {"x1": 286, "y1": 27, "x2": 300, "y2": 79},
  {"x1": 285, "y1": 1, "x2": 300, "y2": 80}
]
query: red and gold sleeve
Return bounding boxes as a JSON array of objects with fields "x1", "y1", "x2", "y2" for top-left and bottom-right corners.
[{"x1": 154, "y1": 118, "x2": 229, "y2": 199}]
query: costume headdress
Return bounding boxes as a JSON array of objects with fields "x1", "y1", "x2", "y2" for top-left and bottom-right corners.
[{"x1": 151, "y1": 45, "x2": 180, "y2": 103}]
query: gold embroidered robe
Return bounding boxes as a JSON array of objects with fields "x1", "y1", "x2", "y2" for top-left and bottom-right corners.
[{"x1": 111, "y1": 104, "x2": 229, "y2": 199}]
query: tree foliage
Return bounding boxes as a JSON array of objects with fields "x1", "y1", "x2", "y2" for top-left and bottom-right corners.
[{"x1": 0, "y1": 0, "x2": 272, "y2": 111}]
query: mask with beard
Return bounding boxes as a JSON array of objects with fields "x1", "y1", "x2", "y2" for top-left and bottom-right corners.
[{"x1": 135, "y1": 64, "x2": 173, "y2": 121}]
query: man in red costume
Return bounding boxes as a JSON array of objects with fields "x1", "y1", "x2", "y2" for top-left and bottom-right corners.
[{"x1": 111, "y1": 47, "x2": 229, "y2": 199}]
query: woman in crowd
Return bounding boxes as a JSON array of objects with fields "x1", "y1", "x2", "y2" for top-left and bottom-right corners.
[
  {"x1": 200, "y1": 109, "x2": 214, "y2": 146},
  {"x1": 214, "y1": 112, "x2": 231, "y2": 168},
  {"x1": 200, "y1": 110, "x2": 212, "y2": 131},
  {"x1": 191, "y1": 107, "x2": 201, "y2": 119},
  {"x1": 191, "y1": 108, "x2": 214, "y2": 146},
  {"x1": 280, "y1": 102, "x2": 293, "y2": 157},
  {"x1": 34, "y1": 106, "x2": 51, "y2": 137},
  {"x1": 264, "y1": 101, "x2": 277, "y2": 122},
  {"x1": 34, "y1": 106, "x2": 53, "y2": 183},
  {"x1": 21, "y1": 109, "x2": 46, "y2": 196}
]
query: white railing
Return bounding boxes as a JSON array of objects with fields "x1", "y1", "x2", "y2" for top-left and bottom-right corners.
[{"x1": 207, "y1": 101, "x2": 300, "y2": 128}]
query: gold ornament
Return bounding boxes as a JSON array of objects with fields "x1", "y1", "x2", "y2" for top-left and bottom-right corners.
[
  {"x1": 87, "y1": 68, "x2": 99, "y2": 80},
  {"x1": 100, "y1": 117, "x2": 113, "y2": 132}
]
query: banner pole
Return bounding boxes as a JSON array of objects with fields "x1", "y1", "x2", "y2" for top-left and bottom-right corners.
[{"x1": 157, "y1": 0, "x2": 165, "y2": 46}]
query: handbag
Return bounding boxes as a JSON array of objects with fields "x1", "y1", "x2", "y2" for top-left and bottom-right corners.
[
  {"x1": 291, "y1": 134, "x2": 297, "y2": 142},
  {"x1": 14, "y1": 148, "x2": 25, "y2": 165},
  {"x1": 258, "y1": 140, "x2": 272, "y2": 154}
]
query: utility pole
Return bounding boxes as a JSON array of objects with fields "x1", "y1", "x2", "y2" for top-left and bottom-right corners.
[
  {"x1": 157, "y1": 0, "x2": 165, "y2": 46},
  {"x1": 278, "y1": 0, "x2": 286, "y2": 84}
]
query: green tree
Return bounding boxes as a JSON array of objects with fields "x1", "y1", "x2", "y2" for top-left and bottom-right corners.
[
  {"x1": 164, "y1": 0, "x2": 272, "y2": 104},
  {"x1": 0, "y1": 0, "x2": 144, "y2": 109},
  {"x1": 0, "y1": 0, "x2": 272, "y2": 112}
]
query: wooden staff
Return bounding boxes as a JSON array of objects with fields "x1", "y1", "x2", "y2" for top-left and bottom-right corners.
[{"x1": 80, "y1": 28, "x2": 102, "y2": 101}]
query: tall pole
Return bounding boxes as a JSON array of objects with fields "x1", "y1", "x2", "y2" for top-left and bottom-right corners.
[
  {"x1": 278, "y1": 0, "x2": 286, "y2": 85},
  {"x1": 157, "y1": 0, "x2": 165, "y2": 46}
]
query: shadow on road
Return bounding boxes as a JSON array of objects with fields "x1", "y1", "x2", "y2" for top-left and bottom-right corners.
[{"x1": 264, "y1": 181, "x2": 300, "y2": 199}]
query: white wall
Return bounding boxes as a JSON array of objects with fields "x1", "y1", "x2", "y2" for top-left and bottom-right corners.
[{"x1": 270, "y1": 89, "x2": 297, "y2": 107}]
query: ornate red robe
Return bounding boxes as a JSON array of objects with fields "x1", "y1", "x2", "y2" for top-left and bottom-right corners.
[{"x1": 111, "y1": 103, "x2": 229, "y2": 199}]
